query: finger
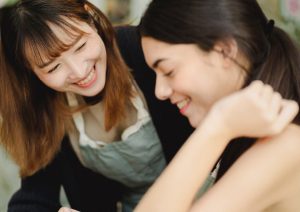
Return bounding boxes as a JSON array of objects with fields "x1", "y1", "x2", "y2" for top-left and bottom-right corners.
[
  {"x1": 268, "y1": 92, "x2": 282, "y2": 118},
  {"x1": 242, "y1": 81, "x2": 264, "y2": 105},
  {"x1": 260, "y1": 84, "x2": 274, "y2": 102},
  {"x1": 246, "y1": 80, "x2": 264, "y2": 94},
  {"x1": 272, "y1": 100, "x2": 299, "y2": 134}
]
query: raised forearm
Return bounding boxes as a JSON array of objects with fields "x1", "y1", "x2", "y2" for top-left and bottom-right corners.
[{"x1": 135, "y1": 125, "x2": 229, "y2": 212}]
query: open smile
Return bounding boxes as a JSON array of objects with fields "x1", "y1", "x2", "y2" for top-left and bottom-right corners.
[
  {"x1": 177, "y1": 98, "x2": 191, "y2": 114},
  {"x1": 76, "y1": 66, "x2": 97, "y2": 88}
]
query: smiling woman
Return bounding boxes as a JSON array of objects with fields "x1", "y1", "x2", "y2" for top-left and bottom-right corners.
[
  {"x1": 136, "y1": 0, "x2": 300, "y2": 211},
  {"x1": 141, "y1": 39, "x2": 245, "y2": 128},
  {"x1": 0, "y1": 0, "x2": 185, "y2": 211},
  {"x1": 0, "y1": 0, "x2": 136, "y2": 177},
  {"x1": 26, "y1": 20, "x2": 108, "y2": 96}
]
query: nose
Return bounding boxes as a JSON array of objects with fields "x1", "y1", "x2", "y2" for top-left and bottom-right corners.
[
  {"x1": 155, "y1": 76, "x2": 172, "y2": 100},
  {"x1": 66, "y1": 58, "x2": 86, "y2": 81}
]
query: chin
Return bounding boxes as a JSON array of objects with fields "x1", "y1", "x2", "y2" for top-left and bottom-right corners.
[
  {"x1": 188, "y1": 115, "x2": 204, "y2": 128},
  {"x1": 83, "y1": 81, "x2": 106, "y2": 97},
  {"x1": 188, "y1": 118, "x2": 198, "y2": 128},
  {"x1": 82, "y1": 89, "x2": 103, "y2": 97}
]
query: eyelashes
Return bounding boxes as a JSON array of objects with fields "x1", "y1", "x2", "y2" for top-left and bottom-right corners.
[
  {"x1": 76, "y1": 42, "x2": 86, "y2": 51},
  {"x1": 164, "y1": 70, "x2": 174, "y2": 77},
  {"x1": 47, "y1": 42, "x2": 87, "y2": 73},
  {"x1": 48, "y1": 64, "x2": 60, "y2": 73}
]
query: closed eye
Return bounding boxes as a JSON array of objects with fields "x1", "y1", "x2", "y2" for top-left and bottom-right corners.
[
  {"x1": 48, "y1": 64, "x2": 60, "y2": 73},
  {"x1": 76, "y1": 42, "x2": 86, "y2": 52},
  {"x1": 164, "y1": 70, "x2": 174, "y2": 77}
]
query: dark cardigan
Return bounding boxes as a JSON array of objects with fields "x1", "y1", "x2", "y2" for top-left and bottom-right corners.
[{"x1": 7, "y1": 26, "x2": 193, "y2": 212}]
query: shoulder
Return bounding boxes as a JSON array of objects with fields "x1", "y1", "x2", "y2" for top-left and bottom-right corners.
[
  {"x1": 256, "y1": 124, "x2": 300, "y2": 160},
  {"x1": 199, "y1": 124, "x2": 300, "y2": 211},
  {"x1": 255, "y1": 124, "x2": 300, "y2": 209},
  {"x1": 270, "y1": 123, "x2": 300, "y2": 140}
]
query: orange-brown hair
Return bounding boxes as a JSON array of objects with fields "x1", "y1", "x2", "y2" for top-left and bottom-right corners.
[{"x1": 0, "y1": 0, "x2": 134, "y2": 177}]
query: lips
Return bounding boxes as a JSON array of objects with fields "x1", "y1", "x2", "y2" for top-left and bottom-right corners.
[
  {"x1": 176, "y1": 98, "x2": 191, "y2": 114},
  {"x1": 76, "y1": 67, "x2": 96, "y2": 88}
]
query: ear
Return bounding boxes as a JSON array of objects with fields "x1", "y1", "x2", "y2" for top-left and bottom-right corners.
[{"x1": 214, "y1": 39, "x2": 238, "y2": 68}]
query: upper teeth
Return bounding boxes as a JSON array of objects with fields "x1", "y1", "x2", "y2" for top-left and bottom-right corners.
[
  {"x1": 177, "y1": 99, "x2": 190, "y2": 109},
  {"x1": 77, "y1": 69, "x2": 95, "y2": 85}
]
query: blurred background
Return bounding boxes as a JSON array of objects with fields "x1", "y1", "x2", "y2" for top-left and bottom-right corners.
[
  {"x1": 1, "y1": 0, "x2": 300, "y2": 211},
  {"x1": 88, "y1": 0, "x2": 300, "y2": 42}
]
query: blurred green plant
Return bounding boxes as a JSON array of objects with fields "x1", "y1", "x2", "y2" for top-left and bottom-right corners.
[
  {"x1": 259, "y1": 0, "x2": 300, "y2": 43},
  {"x1": 0, "y1": 0, "x2": 18, "y2": 7}
]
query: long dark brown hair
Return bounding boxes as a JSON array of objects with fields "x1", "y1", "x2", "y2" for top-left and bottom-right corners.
[
  {"x1": 139, "y1": 0, "x2": 300, "y2": 180},
  {"x1": 0, "y1": 0, "x2": 134, "y2": 177}
]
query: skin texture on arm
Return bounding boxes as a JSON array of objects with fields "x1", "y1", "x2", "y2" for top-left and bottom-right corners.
[{"x1": 134, "y1": 81, "x2": 299, "y2": 212}]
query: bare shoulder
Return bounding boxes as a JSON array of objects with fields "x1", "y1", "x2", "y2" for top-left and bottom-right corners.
[
  {"x1": 278, "y1": 123, "x2": 300, "y2": 137},
  {"x1": 193, "y1": 125, "x2": 300, "y2": 212},
  {"x1": 260, "y1": 124, "x2": 300, "y2": 211},
  {"x1": 256, "y1": 124, "x2": 300, "y2": 161},
  {"x1": 257, "y1": 123, "x2": 299, "y2": 141},
  {"x1": 268, "y1": 124, "x2": 300, "y2": 145}
]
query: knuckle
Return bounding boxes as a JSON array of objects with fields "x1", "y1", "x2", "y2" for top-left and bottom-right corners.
[
  {"x1": 262, "y1": 83, "x2": 270, "y2": 89},
  {"x1": 264, "y1": 85, "x2": 273, "y2": 93},
  {"x1": 290, "y1": 100, "x2": 299, "y2": 110},
  {"x1": 253, "y1": 80, "x2": 264, "y2": 87},
  {"x1": 273, "y1": 92, "x2": 282, "y2": 100},
  {"x1": 247, "y1": 80, "x2": 262, "y2": 91}
]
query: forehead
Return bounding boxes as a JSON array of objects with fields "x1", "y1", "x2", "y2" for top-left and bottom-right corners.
[
  {"x1": 141, "y1": 37, "x2": 202, "y2": 67},
  {"x1": 141, "y1": 37, "x2": 173, "y2": 63},
  {"x1": 47, "y1": 19, "x2": 93, "y2": 43},
  {"x1": 142, "y1": 37, "x2": 170, "y2": 52}
]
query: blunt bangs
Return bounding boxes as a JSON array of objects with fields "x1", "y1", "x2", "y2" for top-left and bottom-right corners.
[{"x1": 24, "y1": 17, "x2": 87, "y2": 69}]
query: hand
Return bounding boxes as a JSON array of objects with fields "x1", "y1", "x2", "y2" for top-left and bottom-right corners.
[
  {"x1": 202, "y1": 81, "x2": 299, "y2": 140},
  {"x1": 58, "y1": 207, "x2": 79, "y2": 212}
]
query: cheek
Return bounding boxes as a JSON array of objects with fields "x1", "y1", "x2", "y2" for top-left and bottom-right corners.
[
  {"x1": 187, "y1": 78, "x2": 220, "y2": 109},
  {"x1": 93, "y1": 36, "x2": 106, "y2": 58},
  {"x1": 92, "y1": 45, "x2": 103, "y2": 57},
  {"x1": 88, "y1": 44, "x2": 107, "y2": 68},
  {"x1": 100, "y1": 49, "x2": 107, "y2": 64},
  {"x1": 189, "y1": 68, "x2": 227, "y2": 104},
  {"x1": 39, "y1": 75, "x2": 66, "y2": 90}
]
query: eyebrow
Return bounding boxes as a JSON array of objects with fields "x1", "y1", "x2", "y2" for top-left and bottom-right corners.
[
  {"x1": 152, "y1": 58, "x2": 167, "y2": 69},
  {"x1": 37, "y1": 35, "x2": 84, "y2": 69}
]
